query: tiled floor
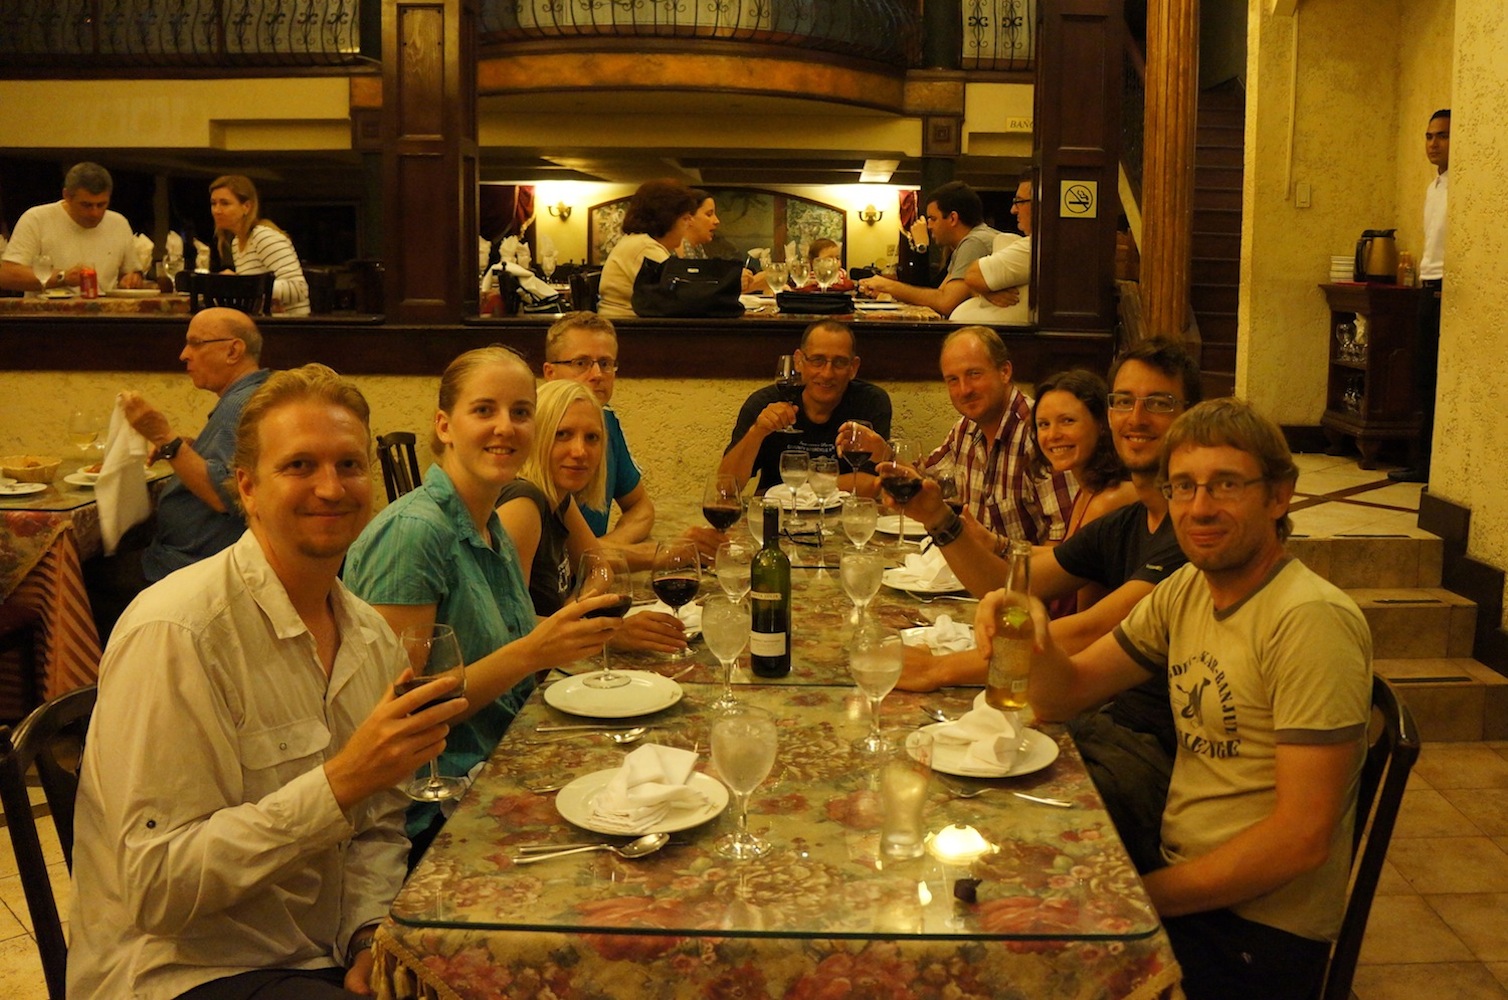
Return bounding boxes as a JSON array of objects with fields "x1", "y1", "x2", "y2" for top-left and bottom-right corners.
[{"x1": 1, "y1": 453, "x2": 1502, "y2": 998}]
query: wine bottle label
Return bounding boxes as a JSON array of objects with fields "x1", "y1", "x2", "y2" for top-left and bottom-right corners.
[
  {"x1": 750, "y1": 590, "x2": 783, "y2": 602},
  {"x1": 750, "y1": 630, "x2": 787, "y2": 656}
]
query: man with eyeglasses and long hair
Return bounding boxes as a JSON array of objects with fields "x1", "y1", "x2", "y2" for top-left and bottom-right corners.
[{"x1": 980, "y1": 397, "x2": 1371, "y2": 1000}]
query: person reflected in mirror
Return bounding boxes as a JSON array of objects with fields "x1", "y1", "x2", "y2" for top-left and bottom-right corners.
[
  {"x1": 596, "y1": 179, "x2": 698, "y2": 318},
  {"x1": 0, "y1": 161, "x2": 144, "y2": 293},
  {"x1": 209, "y1": 174, "x2": 310, "y2": 315},
  {"x1": 855, "y1": 181, "x2": 998, "y2": 317},
  {"x1": 953, "y1": 175, "x2": 1035, "y2": 324},
  {"x1": 681, "y1": 188, "x2": 762, "y2": 293}
]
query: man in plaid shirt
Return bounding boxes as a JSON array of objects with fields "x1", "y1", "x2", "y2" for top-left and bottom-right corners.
[{"x1": 926, "y1": 325, "x2": 1075, "y2": 548}]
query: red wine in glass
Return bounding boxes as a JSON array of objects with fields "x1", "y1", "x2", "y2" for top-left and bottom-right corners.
[
  {"x1": 582, "y1": 594, "x2": 633, "y2": 619},
  {"x1": 652, "y1": 574, "x2": 700, "y2": 610},
  {"x1": 393, "y1": 676, "x2": 467, "y2": 714},
  {"x1": 702, "y1": 503, "x2": 743, "y2": 532},
  {"x1": 880, "y1": 474, "x2": 923, "y2": 505}
]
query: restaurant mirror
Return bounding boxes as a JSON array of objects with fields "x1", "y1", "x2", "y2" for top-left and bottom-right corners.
[{"x1": 589, "y1": 189, "x2": 848, "y2": 266}]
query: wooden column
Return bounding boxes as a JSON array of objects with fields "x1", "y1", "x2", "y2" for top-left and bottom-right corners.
[
  {"x1": 1033, "y1": 0, "x2": 1124, "y2": 333},
  {"x1": 381, "y1": 0, "x2": 479, "y2": 322},
  {"x1": 1140, "y1": 0, "x2": 1198, "y2": 340}
]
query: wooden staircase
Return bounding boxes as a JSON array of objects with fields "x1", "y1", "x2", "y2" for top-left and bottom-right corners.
[{"x1": 1191, "y1": 79, "x2": 1245, "y2": 400}]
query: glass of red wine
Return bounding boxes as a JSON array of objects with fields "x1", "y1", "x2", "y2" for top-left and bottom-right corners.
[
  {"x1": 837, "y1": 420, "x2": 875, "y2": 476},
  {"x1": 652, "y1": 540, "x2": 702, "y2": 662},
  {"x1": 702, "y1": 473, "x2": 745, "y2": 533},
  {"x1": 880, "y1": 438, "x2": 924, "y2": 547},
  {"x1": 774, "y1": 354, "x2": 803, "y2": 434},
  {"x1": 930, "y1": 456, "x2": 962, "y2": 515},
  {"x1": 395, "y1": 623, "x2": 468, "y2": 802},
  {"x1": 575, "y1": 550, "x2": 635, "y2": 688}
]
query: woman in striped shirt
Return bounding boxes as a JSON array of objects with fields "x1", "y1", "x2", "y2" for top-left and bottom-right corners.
[{"x1": 209, "y1": 174, "x2": 310, "y2": 315}]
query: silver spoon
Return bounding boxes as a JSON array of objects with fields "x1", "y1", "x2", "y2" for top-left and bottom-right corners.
[
  {"x1": 529, "y1": 726, "x2": 649, "y2": 745},
  {"x1": 512, "y1": 832, "x2": 670, "y2": 865},
  {"x1": 921, "y1": 706, "x2": 958, "y2": 725}
]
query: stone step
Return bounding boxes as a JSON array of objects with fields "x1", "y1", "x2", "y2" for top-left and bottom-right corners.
[
  {"x1": 1375, "y1": 658, "x2": 1508, "y2": 742},
  {"x1": 1287, "y1": 535, "x2": 1443, "y2": 588},
  {"x1": 1348, "y1": 588, "x2": 1476, "y2": 660}
]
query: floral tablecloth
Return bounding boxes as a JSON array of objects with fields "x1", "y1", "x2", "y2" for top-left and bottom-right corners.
[
  {"x1": 375, "y1": 680, "x2": 1183, "y2": 1000},
  {"x1": 0, "y1": 292, "x2": 190, "y2": 314}
]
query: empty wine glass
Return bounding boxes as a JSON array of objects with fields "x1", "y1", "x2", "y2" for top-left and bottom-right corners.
[
  {"x1": 840, "y1": 549, "x2": 885, "y2": 625},
  {"x1": 31, "y1": 254, "x2": 53, "y2": 297},
  {"x1": 711, "y1": 704, "x2": 778, "y2": 859},
  {"x1": 574, "y1": 550, "x2": 634, "y2": 688},
  {"x1": 702, "y1": 473, "x2": 745, "y2": 534},
  {"x1": 764, "y1": 261, "x2": 789, "y2": 298},
  {"x1": 715, "y1": 540, "x2": 754, "y2": 601},
  {"x1": 881, "y1": 439, "x2": 924, "y2": 548},
  {"x1": 652, "y1": 540, "x2": 701, "y2": 661},
  {"x1": 809, "y1": 456, "x2": 840, "y2": 567},
  {"x1": 841, "y1": 496, "x2": 878, "y2": 549},
  {"x1": 778, "y1": 449, "x2": 810, "y2": 533},
  {"x1": 849, "y1": 623, "x2": 903, "y2": 754},
  {"x1": 541, "y1": 253, "x2": 557, "y2": 281},
  {"x1": 787, "y1": 258, "x2": 809, "y2": 289},
  {"x1": 701, "y1": 595, "x2": 749, "y2": 711},
  {"x1": 774, "y1": 354, "x2": 803, "y2": 435},
  {"x1": 396, "y1": 623, "x2": 469, "y2": 802},
  {"x1": 813, "y1": 255, "x2": 840, "y2": 292},
  {"x1": 837, "y1": 419, "x2": 876, "y2": 476}
]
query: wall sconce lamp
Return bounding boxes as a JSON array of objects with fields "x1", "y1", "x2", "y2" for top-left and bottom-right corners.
[
  {"x1": 547, "y1": 201, "x2": 573, "y2": 222},
  {"x1": 859, "y1": 205, "x2": 885, "y2": 225}
]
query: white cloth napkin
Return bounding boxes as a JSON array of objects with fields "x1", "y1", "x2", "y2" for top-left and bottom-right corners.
[
  {"x1": 934, "y1": 691, "x2": 1019, "y2": 770},
  {"x1": 903, "y1": 613, "x2": 976, "y2": 653},
  {"x1": 590, "y1": 744, "x2": 707, "y2": 834},
  {"x1": 165, "y1": 231, "x2": 183, "y2": 258},
  {"x1": 627, "y1": 601, "x2": 702, "y2": 635},
  {"x1": 503, "y1": 261, "x2": 557, "y2": 300},
  {"x1": 133, "y1": 233, "x2": 154, "y2": 274},
  {"x1": 96, "y1": 399, "x2": 151, "y2": 556},
  {"x1": 895, "y1": 548, "x2": 962, "y2": 590}
]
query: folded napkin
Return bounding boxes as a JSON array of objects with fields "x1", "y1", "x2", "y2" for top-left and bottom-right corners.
[
  {"x1": 895, "y1": 548, "x2": 962, "y2": 590},
  {"x1": 933, "y1": 690, "x2": 1020, "y2": 769},
  {"x1": 97, "y1": 399, "x2": 151, "y2": 556},
  {"x1": 627, "y1": 600, "x2": 702, "y2": 635},
  {"x1": 903, "y1": 613, "x2": 976, "y2": 653},
  {"x1": 591, "y1": 744, "x2": 708, "y2": 834},
  {"x1": 764, "y1": 483, "x2": 846, "y2": 509},
  {"x1": 165, "y1": 231, "x2": 183, "y2": 258},
  {"x1": 133, "y1": 233, "x2": 154, "y2": 275}
]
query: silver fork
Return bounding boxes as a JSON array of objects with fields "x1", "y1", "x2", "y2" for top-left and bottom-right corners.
[{"x1": 938, "y1": 776, "x2": 1071, "y2": 807}]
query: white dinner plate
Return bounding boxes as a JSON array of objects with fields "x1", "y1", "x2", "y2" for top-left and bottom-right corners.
[
  {"x1": 881, "y1": 568, "x2": 967, "y2": 595},
  {"x1": 555, "y1": 768, "x2": 729, "y2": 835},
  {"x1": 0, "y1": 482, "x2": 48, "y2": 496},
  {"x1": 104, "y1": 287, "x2": 161, "y2": 298},
  {"x1": 874, "y1": 514, "x2": 929, "y2": 538},
  {"x1": 915, "y1": 723, "x2": 1060, "y2": 778},
  {"x1": 763, "y1": 484, "x2": 847, "y2": 512},
  {"x1": 62, "y1": 472, "x2": 96, "y2": 489},
  {"x1": 543, "y1": 669, "x2": 684, "y2": 718},
  {"x1": 853, "y1": 300, "x2": 901, "y2": 311},
  {"x1": 0, "y1": 476, "x2": 13, "y2": 487}
]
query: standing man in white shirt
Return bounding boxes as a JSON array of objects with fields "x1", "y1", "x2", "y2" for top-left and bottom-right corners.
[
  {"x1": 69, "y1": 365, "x2": 467, "y2": 999},
  {"x1": 1391, "y1": 108, "x2": 1449, "y2": 483},
  {"x1": 0, "y1": 161, "x2": 144, "y2": 293}
]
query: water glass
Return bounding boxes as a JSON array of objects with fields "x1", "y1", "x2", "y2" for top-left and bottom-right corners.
[
  {"x1": 715, "y1": 540, "x2": 754, "y2": 601},
  {"x1": 849, "y1": 624, "x2": 903, "y2": 753},
  {"x1": 701, "y1": 595, "x2": 749, "y2": 711},
  {"x1": 840, "y1": 549, "x2": 885, "y2": 625},
  {"x1": 880, "y1": 730, "x2": 933, "y2": 860},
  {"x1": 841, "y1": 496, "x2": 878, "y2": 549},
  {"x1": 712, "y1": 705, "x2": 778, "y2": 860}
]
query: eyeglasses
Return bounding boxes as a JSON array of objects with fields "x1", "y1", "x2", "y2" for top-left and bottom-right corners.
[
  {"x1": 184, "y1": 337, "x2": 234, "y2": 349},
  {"x1": 1011, "y1": 198, "x2": 1031, "y2": 207},
  {"x1": 799, "y1": 355, "x2": 853, "y2": 372},
  {"x1": 1107, "y1": 392, "x2": 1184, "y2": 414},
  {"x1": 1160, "y1": 476, "x2": 1267, "y2": 503},
  {"x1": 550, "y1": 357, "x2": 619, "y2": 374}
]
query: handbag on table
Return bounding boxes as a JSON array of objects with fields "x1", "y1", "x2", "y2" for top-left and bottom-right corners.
[{"x1": 631, "y1": 258, "x2": 745, "y2": 318}]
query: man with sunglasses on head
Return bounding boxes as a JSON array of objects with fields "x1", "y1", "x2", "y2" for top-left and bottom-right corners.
[
  {"x1": 719, "y1": 319, "x2": 891, "y2": 492},
  {"x1": 541, "y1": 311, "x2": 654, "y2": 544}
]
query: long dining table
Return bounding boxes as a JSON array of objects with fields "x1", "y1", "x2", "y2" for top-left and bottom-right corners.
[{"x1": 371, "y1": 506, "x2": 1184, "y2": 1000}]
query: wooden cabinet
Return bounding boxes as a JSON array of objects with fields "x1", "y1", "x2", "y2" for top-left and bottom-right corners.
[{"x1": 1319, "y1": 283, "x2": 1427, "y2": 468}]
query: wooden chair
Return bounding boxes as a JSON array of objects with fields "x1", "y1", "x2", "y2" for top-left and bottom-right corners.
[
  {"x1": 0, "y1": 685, "x2": 97, "y2": 1000},
  {"x1": 186, "y1": 271, "x2": 275, "y2": 315},
  {"x1": 1319, "y1": 675, "x2": 1421, "y2": 1000},
  {"x1": 376, "y1": 432, "x2": 422, "y2": 502},
  {"x1": 569, "y1": 267, "x2": 603, "y2": 311}
]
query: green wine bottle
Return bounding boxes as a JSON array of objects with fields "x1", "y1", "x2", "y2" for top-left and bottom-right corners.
[{"x1": 750, "y1": 501, "x2": 792, "y2": 677}]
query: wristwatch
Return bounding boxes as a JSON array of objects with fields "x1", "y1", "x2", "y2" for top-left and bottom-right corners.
[
  {"x1": 928, "y1": 511, "x2": 966, "y2": 548},
  {"x1": 156, "y1": 436, "x2": 185, "y2": 462}
]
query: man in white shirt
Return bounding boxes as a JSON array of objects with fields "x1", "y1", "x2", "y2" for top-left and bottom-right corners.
[
  {"x1": 855, "y1": 181, "x2": 1000, "y2": 316},
  {"x1": 952, "y1": 176, "x2": 1034, "y2": 324},
  {"x1": 1391, "y1": 108, "x2": 1449, "y2": 483},
  {"x1": 0, "y1": 161, "x2": 144, "y2": 293},
  {"x1": 69, "y1": 365, "x2": 468, "y2": 1000}
]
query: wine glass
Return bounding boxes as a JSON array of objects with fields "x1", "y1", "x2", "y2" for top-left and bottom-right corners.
[
  {"x1": 787, "y1": 258, "x2": 809, "y2": 289},
  {"x1": 809, "y1": 456, "x2": 840, "y2": 567},
  {"x1": 396, "y1": 623, "x2": 469, "y2": 802},
  {"x1": 849, "y1": 623, "x2": 903, "y2": 753},
  {"x1": 778, "y1": 449, "x2": 810, "y2": 533},
  {"x1": 841, "y1": 496, "x2": 878, "y2": 549},
  {"x1": 774, "y1": 355, "x2": 803, "y2": 435},
  {"x1": 813, "y1": 255, "x2": 840, "y2": 292},
  {"x1": 651, "y1": 540, "x2": 701, "y2": 661},
  {"x1": 574, "y1": 550, "x2": 634, "y2": 688},
  {"x1": 840, "y1": 549, "x2": 885, "y2": 625},
  {"x1": 67, "y1": 409, "x2": 102, "y2": 458},
  {"x1": 701, "y1": 595, "x2": 749, "y2": 711},
  {"x1": 837, "y1": 419, "x2": 875, "y2": 476},
  {"x1": 702, "y1": 473, "x2": 745, "y2": 534},
  {"x1": 711, "y1": 704, "x2": 778, "y2": 859},
  {"x1": 764, "y1": 261, "x2": 789, "y2": 298},
  {"x1": 541, "y1": 253, "x2": 557, "y2": 281},
  {"x1": 31, "y1": 254, "x2": 53, "y2": 297},
  {"x1": 929, "y1": 457, "x2": 962, "y2": 516},
  {"x1": 881, "y1": 438, "x2": 924, "y2": 548},
  {"x1": 715, "y1": 540, "x2": 753, "y2": 601}
]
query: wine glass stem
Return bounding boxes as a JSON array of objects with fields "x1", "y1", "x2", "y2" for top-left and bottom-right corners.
[
  {"x1": 868, "y1": 695, "x2": 885, "y2": 742},
  {"x1": 734, "y1": 791, "x2": 751, "y2": 839},
  {"x1": 722, "y1": 658, "x2": 735, "y2": 702},
  {"x1": 425, "y1": 760, "x2": 444, "y2": 791}
]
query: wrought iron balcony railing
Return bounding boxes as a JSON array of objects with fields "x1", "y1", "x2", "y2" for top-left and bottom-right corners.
[{"x1": 961, "y1": 0, "x2": 1035, "y2": 72}]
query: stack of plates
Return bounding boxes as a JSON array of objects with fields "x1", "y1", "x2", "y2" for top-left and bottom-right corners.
[{"x1": 1329, "y1": 255, "x2": 1355, "y2": 283}]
